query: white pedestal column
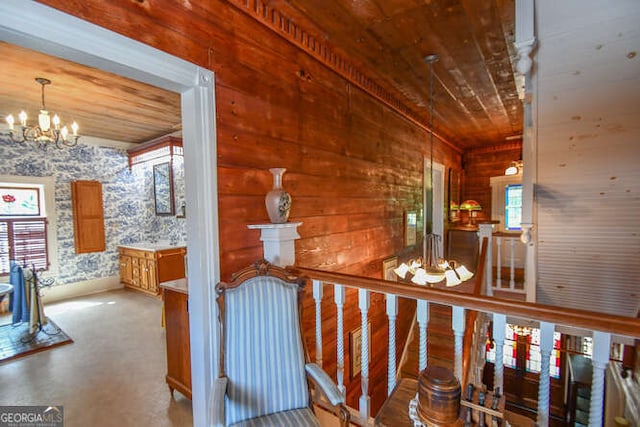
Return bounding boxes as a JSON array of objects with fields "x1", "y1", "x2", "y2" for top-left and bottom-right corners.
[{"x1": 247, "y1": 222, "x2": 302, "y2": 267}]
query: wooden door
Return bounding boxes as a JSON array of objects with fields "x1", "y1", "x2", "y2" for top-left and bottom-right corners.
[{"x1": 71, "y1": 180, "x2": 105, "y2": 253}]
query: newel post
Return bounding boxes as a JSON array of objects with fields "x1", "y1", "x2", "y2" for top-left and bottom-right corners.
[{"x1": 247, "y1": 222, "x2": 302, "y2": 267}]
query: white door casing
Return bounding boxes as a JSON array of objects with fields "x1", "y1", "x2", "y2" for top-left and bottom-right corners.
[{"x1": 0, "y1": 2, "x2": 220, "y2": 426}]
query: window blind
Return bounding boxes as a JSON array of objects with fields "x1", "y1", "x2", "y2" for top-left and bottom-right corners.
[{"x1": 0, "y1": 218, "x2": 48, "y2": 274}]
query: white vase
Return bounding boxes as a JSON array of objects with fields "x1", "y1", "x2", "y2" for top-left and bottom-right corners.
[{"x1": 265, "y1": 168, "x2": 291, "y2": 224}]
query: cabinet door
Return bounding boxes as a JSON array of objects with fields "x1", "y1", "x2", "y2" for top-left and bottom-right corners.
[
  {"x1": 131, "y1": 257, "x2": 141, "y2": 288},
  {"x1": 119, "y1": 255, "x2": 133, "y2": 285},
  {"x1": 139, "y1": 259, "x2": 150, "y2": 290},
  {"x1": 164, "y1": 288, "x2": 191, "y2": 398},
  {"x1": 146, "y1": 259, "x2": 158, "y2": 294},
  {"x1": 71, "y1": 180, "x2": 105, "y2": 253}
]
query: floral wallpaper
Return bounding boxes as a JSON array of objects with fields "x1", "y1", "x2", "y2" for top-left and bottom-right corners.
[{"x1": 0, "y1": 136, "x2": 186, "y2": 285}]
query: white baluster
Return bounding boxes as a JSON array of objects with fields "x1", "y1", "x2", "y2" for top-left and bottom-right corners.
[
  {"x1": 493, "y1": 314, "x2": 506, "y2": 393},
  {"x1": 509, "y1": 237, "x2": 516, "y2": 289},
  {"x1": 359, "y1": 288, "x2": 371, "y2": 422},
  {"x1": 452, "y1": 306, "x2": 465, "y2": 381},
  {"x1": 334, "y1": 284, "x2": 346, "y2": 396},
  {"x1": 313, "y1": 280, "x2": 323, "y2": 367},
  {"x1": 536, "y1": 321, "x2": 555, "y2": 427},
  {"x1": 386, "y1": 294, "x2": 398, "y2": 395},
  {"x1": 589, "y1": 331, "x2": 611, "y2": 427},
  {"x1": 417, "y1": 299, "x2": 429, "y2": 372},
  {"x1": 496, "y1": 236, "x2": 502, "y2": 289}
]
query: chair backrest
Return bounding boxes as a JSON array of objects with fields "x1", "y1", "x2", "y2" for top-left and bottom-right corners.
[{"x1": 217, "y1": 261, "x2": 310, "y2": 425}]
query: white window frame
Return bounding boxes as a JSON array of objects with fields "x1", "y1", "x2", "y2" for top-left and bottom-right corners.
[
  {"x1": 490, "y1": 175, "x2": 523, "y2": 233},
  {"x1": 0, "y1": 175, "x2": 58, "y2": 277}
]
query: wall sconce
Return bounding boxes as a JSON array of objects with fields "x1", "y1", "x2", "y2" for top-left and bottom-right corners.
[{"x1": 505, "y1": 160, "x2": 523, "y2": 176}]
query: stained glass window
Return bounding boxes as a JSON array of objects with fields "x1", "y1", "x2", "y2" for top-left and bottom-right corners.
[
  {"x1": 486, "y1": 324, "x2": 562, "y2": 378},
  {"x1": 0, "y1": 187, "x2": 41, "y2": 216}
]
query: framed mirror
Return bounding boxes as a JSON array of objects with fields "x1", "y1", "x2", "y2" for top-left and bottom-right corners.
[{"x1": 153, "y1": 161, "x2": 174, "y2": 215}]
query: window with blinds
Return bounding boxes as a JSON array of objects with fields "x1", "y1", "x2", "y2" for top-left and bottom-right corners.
[{"x1": 0, "y1": 218, "x2": 49, "y2": 274}]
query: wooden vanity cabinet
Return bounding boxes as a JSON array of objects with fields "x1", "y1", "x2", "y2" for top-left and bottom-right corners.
[{"x1": 118, "y1": 246, "x2": 186, "y2": 296}]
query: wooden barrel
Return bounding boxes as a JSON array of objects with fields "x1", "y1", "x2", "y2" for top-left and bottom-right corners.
[{"x1": 417, "y1": 366, "x2": 461, "y2": 425}]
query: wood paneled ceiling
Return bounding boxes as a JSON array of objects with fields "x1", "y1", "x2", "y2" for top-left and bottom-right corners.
[
  {"x1": 273, "y1": 0, "x2": 522, "y2": 150},
  {"x1": 0, "y1": 41, "x2": 181, "y2": 144},
  {"x1": 2, "y1": 0, "x2": 522, "y2": 149}
]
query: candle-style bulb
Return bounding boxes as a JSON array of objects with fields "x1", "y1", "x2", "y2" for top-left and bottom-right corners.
[
  {"x1": 52, "y1": 114, "x2": 61, "y2": 129},
  {"x1": 71, "y1": 121, "x2": 79, "y2": 136},
  {"x1": 6, "y1": 114, "x2": 14, "y2": 130},
  {"x1": 19, "y1": 111, "x2": 27, "y2": 126}
]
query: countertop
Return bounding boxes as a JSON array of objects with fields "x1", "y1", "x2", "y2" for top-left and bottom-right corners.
[
  {"x1": 119, "y1": 241, "x2": 186, "y2": 252},
  {"x1": 160, "y1": 278, "x2": 188, "y2": 295}
]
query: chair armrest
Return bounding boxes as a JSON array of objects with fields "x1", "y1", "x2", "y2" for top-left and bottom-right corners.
[
  {"x1": 210, "y1": 376, "x2": 228, "y2": 427},
  {"x1": 305, "y1": 363, "x2": 344, "y2": 406}
]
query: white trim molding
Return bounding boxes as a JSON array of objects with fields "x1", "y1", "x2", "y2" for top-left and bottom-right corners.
[
  {"x1": 0, "y1": 2, "x2": 220, "y2": 426},
  {"x1": 515, "y1": 0, "x2": 536, "y2": 75}
]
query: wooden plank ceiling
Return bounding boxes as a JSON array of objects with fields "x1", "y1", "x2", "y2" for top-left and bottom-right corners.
[
  {"x1": 1, "y1": 0, "x2": 522, "y2": 149},
  {"x1": 272, "y1": 0, "x2": 522, "y2": 149},
  {"x1": 0, "y1": 41, "x2": 181, "y2": 144}
]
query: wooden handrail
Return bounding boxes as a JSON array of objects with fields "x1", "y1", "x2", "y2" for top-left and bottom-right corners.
[{"x1": 288, "y1": 267, "x2": 640, "y2": 338}]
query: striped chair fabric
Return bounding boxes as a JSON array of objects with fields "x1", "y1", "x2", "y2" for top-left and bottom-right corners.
[
  {"x1": 224, "y1": 275, "x2": 311, "y2": 426},
  {"x1": 229, "y1": 408, "x2": 319, "y2": 427}
]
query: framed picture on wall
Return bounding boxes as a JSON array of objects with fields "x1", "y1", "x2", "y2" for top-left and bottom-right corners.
[
  {"x1": 350, "y1": 323, "x2": 372, "y2": 379},
  {"x1": 404, "y1": 211, "x2": 417, "y2": 247},
  {"x1": 382, "y1": 256, "x2": 398, "y2": 281}
]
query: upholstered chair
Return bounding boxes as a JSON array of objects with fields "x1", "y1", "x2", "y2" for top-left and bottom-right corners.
[{"x1": 211, "y1": 260, "x2": 350, "y2": 427}]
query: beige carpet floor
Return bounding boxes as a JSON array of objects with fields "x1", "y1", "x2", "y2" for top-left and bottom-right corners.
[{"x1": 0, "y1": 289, "x2": 192, "y2": 426}]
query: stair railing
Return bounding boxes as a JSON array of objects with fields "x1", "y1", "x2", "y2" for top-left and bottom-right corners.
[{"x1": 291, "y1": 259, "x2": 640, "y2": 426}]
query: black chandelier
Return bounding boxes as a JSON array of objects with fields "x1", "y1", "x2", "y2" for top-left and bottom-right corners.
[{"x1": 5, "y1": 77, "x2": 80, "y2": 150}]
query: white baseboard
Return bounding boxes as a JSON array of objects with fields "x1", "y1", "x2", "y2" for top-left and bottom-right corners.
[{"x1": 40, "y1": 276, "x2": 123, "y2": 304}]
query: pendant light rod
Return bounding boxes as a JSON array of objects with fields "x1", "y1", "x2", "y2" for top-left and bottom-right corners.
[
  {"x1": 35, "y1": 77, "x2": 51, "y2": 110},
  {"x1": 424, "y1": 53, "x2": 439, "y2": 235}
]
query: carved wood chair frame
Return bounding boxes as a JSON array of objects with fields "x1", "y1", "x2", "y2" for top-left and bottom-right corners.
[{"x1": 215, "y1": 259, "x2": 350, "y2": 426}]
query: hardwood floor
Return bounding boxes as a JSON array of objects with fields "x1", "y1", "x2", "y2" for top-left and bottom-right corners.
[{"x1": 0, "y1": 289, "x2": 192, "y2": 426}]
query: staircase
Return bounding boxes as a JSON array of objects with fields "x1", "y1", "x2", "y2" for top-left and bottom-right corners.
[
  {"x1": 399, "y1": 303, "x2": 455, "y2": 380},
  {"x1": 574, "y1": 387, "x2": 590, "y2": 427},
  {"x1": 567, "y1": 354, "x2": 593, "y2": 427}
]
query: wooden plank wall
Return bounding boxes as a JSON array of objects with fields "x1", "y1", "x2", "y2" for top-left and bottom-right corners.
[
  {"x1": 462, "y1": 143, "x2": 522, "y2": 223},
  {"x1": 38, "y1": 0, "x2": 461, "y2": 413}
]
